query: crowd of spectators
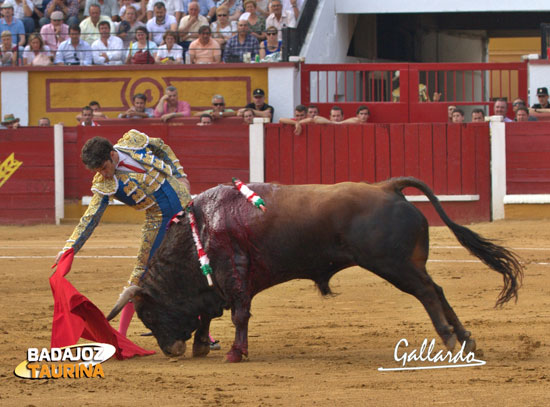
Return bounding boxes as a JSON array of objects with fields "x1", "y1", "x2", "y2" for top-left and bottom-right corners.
[{"x1": 0, "y1": 0, "x2": 303, "y2": 66}]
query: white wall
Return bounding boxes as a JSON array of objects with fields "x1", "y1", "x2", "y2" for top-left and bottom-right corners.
[
  {"x1": 268, "y1": 65, "x2": 300, "y2": 121},
  {"x1": 335, "y1": 0, "x2": 550, "y2": 13},
  {"x1": 527, "y1": 62, "x2": 550, "y2": 106},
  {"x1": 1, "y1": 71, "x2": 29, "y2": 126},
  {"x1": 301, "y1": 0, "x2": 355, "y2": 63}
]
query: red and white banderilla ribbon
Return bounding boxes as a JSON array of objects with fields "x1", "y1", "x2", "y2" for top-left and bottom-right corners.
[{"x1": 232, "y1": 177, "x2": 267, "y2": 212}]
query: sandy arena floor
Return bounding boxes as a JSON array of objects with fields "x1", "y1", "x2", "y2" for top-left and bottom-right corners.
[{"x1": 0, "y1": 219, "x2": 549, "y2": 406}]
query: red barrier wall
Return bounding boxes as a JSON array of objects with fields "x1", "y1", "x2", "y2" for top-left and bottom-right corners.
[
  {"x1": 506, "y1": 122, "x2": 550, "y2": 194},
  {"x1": 0, "y1": 128, "x2": 56, "y2": 224},
  {"x1": 265, "y1": 123, "x2": 491, "y2": 225}
]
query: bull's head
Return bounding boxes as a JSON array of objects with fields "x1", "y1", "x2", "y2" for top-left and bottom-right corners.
[{"x1": 107, "y1": 285, "x2": 199, "y2": 357}]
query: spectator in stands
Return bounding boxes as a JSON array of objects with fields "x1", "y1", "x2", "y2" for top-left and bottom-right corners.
[
  {"x1": 278, "y1": 104, "x2": 306, "y2": 134},
  {"x1": 3, "y1": 0, "x2": 35, "y2": 35},
  {"x1": 242, "y1": 0, "x2": 266, "y2": 42},
  {"x1": 188, "y1": 24, "x2": 221, "y2": 63},
  {"x1": 80, "y1": 105, "x2": 100, "y2": 126},
  {"x1": 329, "y1": 106, "x2": 344, "y2": 122},
  {"x1": 183, "y1": 0, "x2": 216, "y2": 21},
  {"x1": 1, "y1": 113, "x2": 20, "y2": 128},
  {"x1": 223, "y1": 18, "x2": 259, "y2": 62},
  {"x1": 22, "y1": 33, "x2": 52, "y2": 65},
  {"x1": 40, "y1": 10, "x2": 69, "y2": 54},
  {"x1": 155, "y1": 30, "x2": 182, "y2": 63},
  {"x1": 0, "y1": 30, "x2": 18, "y2": 66},
  {"x1": 80, "y1": 4, "x2": 113, "y2": 46},
  {"x1": 194, "y1": 94, "x2": 236, "y2": 119},
  {"x1": 238, "y1": 88, "x2": 273, "y2": 121},
  {"x1": 451, "y1": 108, "x2": 465, "y2": 123},
  {"x1": 91, "y1": 20, "x2": 124, "y2": 65},
  {"x1": 493, "y1": 98, "x2": 512, "y2": 122},
  {"x1": 242, "y1": 108, "x2": 256, "y2": 124},
  {"x1": 259, "y1": 25, "x2": 280, "y2": 59},
  {"x1": 42, "y1": 0, "x2": 79, "y2": 27},
  {"x1": 147, "y1": 0, "x2": 183, "y2": 23},
  {"x1": 282, "y1": 0, "x2": 302, "y2": 19},
  {"x1": 154, "y1": 85, "x2": 191, "y2": 121},
  {"x1": 210, "y1": 5, "x2": 236, "y2": 50},
  {"x1": 532, "y1": 87, "x2": 550, "y2": 109},
  {"x1": 75, "y1": 100, "x2": 108, "y2": 122},
  {"x1": 54, "y1": 24, "x2": 93, "y2": 65},
  {"x1": 179, "y1": 1, "x2": 208, "y2": 52},
  {"x1": 197, "y1": 113, "x2": 213, "y2": 125},
  {"x1": 125, "y1": 26, "x2": 157, "y2": 64},
  {"x1": 38, "y1": 117, "x2": 51, "y2": 126},
  {"x1": 146, "y1": 2, "x2": 177, "y2": 46},
  {"x1": 119, "y1": 0, "x2": 145, "y2": 22},
  {"x1": 515, "y1": 106, "x2": 530, "y2": 122},
  {"x1": 83, "y1": 0, "x2": 120, "y2": 22},
  {"x1": 118, "y1": 93, "x2": 154, "y2": 118},
  {"x1": 447, "y1": 105, "x2": 456, "y2": 122},
  {"x1": 0, "y1": 4, "x2": 25, "y2": 49},
  {"x1": 471, "y1": 109, "x2": 485, "y2": 123},
  {"x1": 265, "y1": 0, "x2": 295, "y2": 41},
  {"x1": 307, "y1": 105, "x2": 318, "y2": 118},
  {"x1": 512, "y1": 98, "x2": 537, "y2": 121},
  {"x1": 341, "y1": 105, "x2": 370, "y2": 124},
  {"x1": 215, "y1": 0, "x2": 242, "y2": 22},
  {"x1": 116, "y1": 6, "x2": 145, "y2": 48}
]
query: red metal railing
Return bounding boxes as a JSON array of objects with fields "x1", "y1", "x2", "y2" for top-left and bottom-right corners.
[{"x1": 301, "y1": 62, "x2": 528, "y2": 123}]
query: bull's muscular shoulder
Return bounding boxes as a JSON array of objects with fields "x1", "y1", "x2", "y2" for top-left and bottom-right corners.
[{"x1": 115, "y1": 129, "x2": 150, "y2": 150}]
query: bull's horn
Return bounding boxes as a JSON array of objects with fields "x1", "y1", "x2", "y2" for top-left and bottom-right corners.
[{"x1": 106, "y1": 285, "x2": 142, "y2": 321}]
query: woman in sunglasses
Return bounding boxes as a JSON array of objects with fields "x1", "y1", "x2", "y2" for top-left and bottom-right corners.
[
  {"x1": 211, "y1": 5, "x2": 237, "y2": 49},
  {"x1": 259, "y1": 26, "x2": 281, "y2": 59}
]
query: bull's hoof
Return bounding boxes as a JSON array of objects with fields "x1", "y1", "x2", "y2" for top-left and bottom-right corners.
[
  {"x1": 192, "y1": 341, "x2": 210, "y2": 357},
  {"x1": 225, "y1": 348, "x2": 246, "y2": 363},
  {"x1": 444, "y1": 333, "x2": 458, "y2": 351},
  {"x1": 463, "y1": 338, "x2": 476, "y2": 354},
  {"x1": 164, "y1": 340, "x2": 186, "y2": 357}
]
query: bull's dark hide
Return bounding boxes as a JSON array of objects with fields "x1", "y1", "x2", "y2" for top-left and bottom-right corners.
[{"x1": 128, "y1": 177, "x2": 523, "y2": 362}]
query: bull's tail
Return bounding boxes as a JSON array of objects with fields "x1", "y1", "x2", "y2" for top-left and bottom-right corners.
[{"x1": 384, "y1": 176, "x2": 524, "y2": 307}]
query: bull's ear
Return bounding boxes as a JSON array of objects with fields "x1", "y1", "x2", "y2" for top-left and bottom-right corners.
[{"x1": 106, "y1": 285, "x2": 143, "y2": 321}]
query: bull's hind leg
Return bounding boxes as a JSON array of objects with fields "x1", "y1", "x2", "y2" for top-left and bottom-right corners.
[
  {"x1": 370, "y1": 260, "x2": 462, "y2": 351},
  {"x1": 226, "y1": 302, "x2": 251, "y2": 363},
  {"x1": 192, "y1": 315, "x2": 211, "y2": 357}
]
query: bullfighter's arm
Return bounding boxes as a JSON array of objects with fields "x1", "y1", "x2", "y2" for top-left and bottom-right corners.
[
  {"x1": 147, "y1": 137, "x2": 187, "y2": 180},
  {"x1": 56, "y1": 192, "x2": 110, "y2": 261}
]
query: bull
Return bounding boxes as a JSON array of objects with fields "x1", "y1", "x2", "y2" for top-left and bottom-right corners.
[{"x1": 107, "y1": 177, "x2": 523, "y2": 362}]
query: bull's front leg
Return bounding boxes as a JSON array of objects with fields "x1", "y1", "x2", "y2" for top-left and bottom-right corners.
[
  {"x1": 192, "y1": 315, "x2": 211, "y2": 357},
  {"x1": 226, "y1": 303, "x2": 251, "y2": 363}
]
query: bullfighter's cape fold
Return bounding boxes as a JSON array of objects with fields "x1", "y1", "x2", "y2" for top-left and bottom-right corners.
[
  {"x1": 49, "y1": 249, "x2": 155, "y2": 360},
  {"x1": 232, "y1": 177, "x2": 267, "y2": 212}
]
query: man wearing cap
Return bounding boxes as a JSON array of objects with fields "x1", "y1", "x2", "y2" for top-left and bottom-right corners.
[
  {"x1": 1, "y1": 114, "x2": 20, "y2": 128},
  {"x1": 43, "y1": 0, "x2": 79, "y2": 27},
  {"x1": 0, "y1": 4, "x2": 26, "y2": 48},
  {"x1": 532, "y1": 87, "x2": 550, "y2": 109},
  {"x1": 1, "y1": 0, "x2": 35, "y2": 34},
  {"x1": 239, "y1": 88, "x2": 274, "y2": 121},
  {"x1": 40, "y1": 11, "x2": 69, "y2": 53}
]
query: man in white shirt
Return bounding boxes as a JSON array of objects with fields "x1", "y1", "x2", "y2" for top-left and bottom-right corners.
[
  {"x1": 146, "y1": 0, "x2": 183, "y2": 23},
  {"x1": 80, "y1": 3, "x2": 113, "y2": 45},
  {"x1": 83, "y1": 0, "x2": 120, "y2": 21},
  {"x1": 91, "y1": 20, "x2": 124, "y2": 64},
  {"x1": 265, "y1": 0, "x2": 295, "y2": 41},
  {"x1": 281, "y1": 0, "x2": 302, "y2": 19},
  {"x1": 146, "y1": 2, "x2": 177, "y2": 45}
]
